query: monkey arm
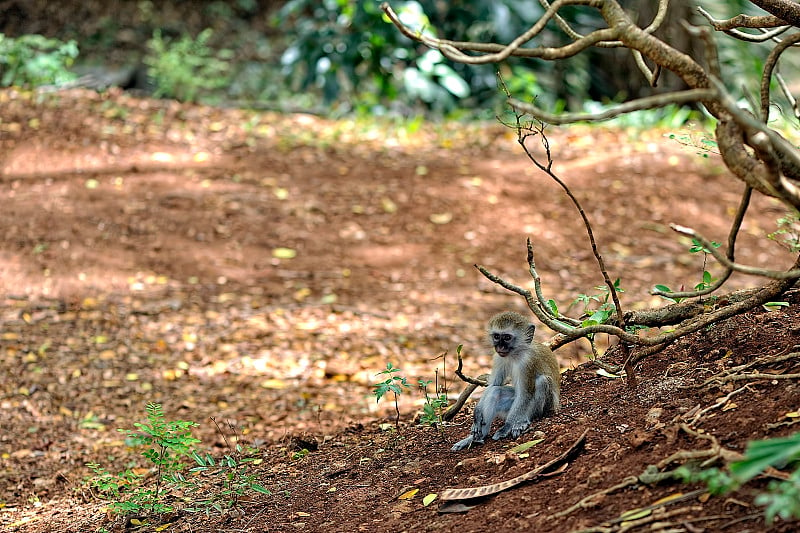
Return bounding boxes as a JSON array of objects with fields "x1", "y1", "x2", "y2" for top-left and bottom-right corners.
[{"x1": 493, "y1": 387, "x2": 535, "y2": 440}]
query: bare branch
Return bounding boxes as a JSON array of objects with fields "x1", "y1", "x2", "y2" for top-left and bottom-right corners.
[
  {"x1": 761, "y1": 32, "x2": 800, "y2": 121},
  {"x1": 720, "y1": 25, "x2": 793, "y2": 43},
  {"x1": 508, "y1": 89, "x2": 715, "y2": 125},
  {"x1": 381, "y1": 0, "x2": 612, "y2": 65},
  {"x1": 538, "y1": 0, "x2": 670, "y2": 49},
  {"x1": 750, "y1": 0, "x2": 800, "y2": 27},
  {"x1": 671, "y1": 224, "x2": 800, "y2": 279},
  {"x1": 711, "y1": 77, "x2": 800, "y2": 206},
  {"x1": 631, "y1": 50, "x2": 661, "y2": 87},
  {"x1": 775, "y1": 72, "x2": 800, "y2": 121},
  {"x1": 696, "y1": 7, "x2": 788, "y2": 31},
  {"x1": 651, "y1": 185, "x2": 752, "y2": 300},
  {"x1": 503, "y1": 106, "x2": 624, "y2": 326},
  {"x1": 526, "y1": 238, "x2": 582, "y2": 327},
  {"x1": 443, "y1": 355, "x2": 488, "y2": 422},
  {"x1": 682, "y1": 21, "x2": 722, "y2": 80}
]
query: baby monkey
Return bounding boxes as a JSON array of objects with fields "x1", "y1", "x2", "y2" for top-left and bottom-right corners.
[{"x1": 452, "y1": 311, "x2": 560, "y2": 451}]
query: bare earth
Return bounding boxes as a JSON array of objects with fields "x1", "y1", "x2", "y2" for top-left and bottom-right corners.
[{"x1": 1, "y1": 89, "x2": 798, "y2": 532}]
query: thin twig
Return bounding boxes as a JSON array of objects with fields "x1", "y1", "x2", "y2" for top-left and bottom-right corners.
[
  {"x1": 671, "y1": 224, "x2": 800, "y2": 280},
  {"x1": 508, "y1": 89, "x2": 716, "y2": 125},
  {"x1": 651, "y1": 185, "x2": 752, "y2": 300},
  {"x1": 500, "y1": 92, "x2": 624, "y2": 327}
]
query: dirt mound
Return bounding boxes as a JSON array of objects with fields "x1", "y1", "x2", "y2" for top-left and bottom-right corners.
[{"x1": 1, "y1": 89, "x2": 798, "y2": 531}]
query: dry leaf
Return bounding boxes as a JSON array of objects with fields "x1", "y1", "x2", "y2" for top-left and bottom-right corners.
[{"x1": 398, "y1": 488, "x2": 419, "y2": 500}]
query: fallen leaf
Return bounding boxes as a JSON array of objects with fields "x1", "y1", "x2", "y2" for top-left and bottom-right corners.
[
  {"x1": 422, "y1": 493, "x2": 437, "y2": 506},
  {"x1": 261, "y1": 379, "x2": 287, "y2": 390},
  {"x1": 509, "y1": 439, "x2": 544, "y2": 453},
  {"x1": 597, "y1": 369, "x2": 624, "y2": 379},
  {"x1": 619, "y1": 507, "x2": 651, "y2": 521},
  {"x1": 398, "y1": 488, "x2": 419, "y2": 500},
  {"x1": 272, "y1": 247, "x2": 297, "y2": 259},
  {"x1": 381, "y1": 197, "x2": 398, "y2": 213},
  {"x1": 429, "y1": 212, "x2": 452, "y2": 224}
]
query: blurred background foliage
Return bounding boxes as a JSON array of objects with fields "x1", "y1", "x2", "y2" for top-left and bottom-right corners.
[{"x1": 0, "y1": 0, "x2": 789, "y2": 121}]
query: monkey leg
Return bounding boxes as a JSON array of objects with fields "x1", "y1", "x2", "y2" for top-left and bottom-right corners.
[
  {"x1": 493, "y1": 375, "x2": 554, "y2": 440},
  {"x1": 451, "y1": 385, "x2": 515, "y2": 451}
]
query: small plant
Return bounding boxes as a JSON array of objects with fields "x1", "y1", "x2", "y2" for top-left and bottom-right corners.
[
  {"x1": 653, "y1": 283, "x2": 685, "y2": 304},
  {"x1": 656, "y1": 238, "x2": 722, "y2": 302},
  {"x1": 187, "y1": 419, "x2": 270, "y2": 515},
  {"x1": 0, "y1": 33, "x2": 78, "y2": 87},
  {"x1": 85, "y1": 404, "x2": 270, "y2": 520},
  {"x1": 86, "y1": 403, "x2": 200, "y2": 516},
  {"x1": 667, "y1": 130, "x2": 720, "y2": 158},
  {"x1": 144, "y1": 28, "x2": 231, "y2": 103},
  {"x1": 676, "y1": 432, "x2": 800, "y2": 525},
  {"x1": 689, "y1": 237, "x2": 721, "y2": 292},
  {"x1": 373, "y1": 362, "x2": 410, "y2": 429},
  {"x1": 768, "y1": 210, "x2": 800, "y2": 253},
  {"x1": 572, "y1": 278, "x2": 624, "y2": 331},
  {"x1": 418, "y1": 349, "x2": 449, "y2": 432}
]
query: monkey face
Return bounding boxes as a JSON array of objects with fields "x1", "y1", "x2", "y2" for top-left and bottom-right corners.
[{"x1": 491, "y1": 332, "x2": 515, "y2": 357}]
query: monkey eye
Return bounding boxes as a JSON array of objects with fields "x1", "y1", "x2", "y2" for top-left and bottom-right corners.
[{"x1": 492, "y1": 333, "x2": 513, "y2": 343}]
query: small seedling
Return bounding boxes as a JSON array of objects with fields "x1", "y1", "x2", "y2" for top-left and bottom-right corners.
[
  {"x1": 185, "y1": 418, "x2": 270, "y2": 514},
  {"x1": 373, "y1": 363, "x2": 410, "y2": 429},
  {"x1": 418, "y1": 376, "x2": 448, "y2": 431},
  {"x1": 85, "y1": 404, "x2": 270, "y2": 519},
  {"x1": 86, "y1": 403, "x2": 200, "y2": 516},
  {"x1": 572, "y1": 279, "x2": 624, "y2": 337},
  {"x1": 417, "y1": 350, "x2": 449, "y2": 435}
]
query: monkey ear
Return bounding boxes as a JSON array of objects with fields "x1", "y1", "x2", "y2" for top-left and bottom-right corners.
[{"x1": 525, "y1": 324, "x2": 535, "y2": 343}]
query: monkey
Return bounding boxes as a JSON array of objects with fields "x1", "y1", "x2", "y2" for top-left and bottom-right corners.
[{"x1": 451, "y1": 311, "x2": 560, "y2": 451}]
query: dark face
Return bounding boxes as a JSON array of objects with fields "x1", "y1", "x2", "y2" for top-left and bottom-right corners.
[{"x1": 491, "y1": 332, "x2": 515, "y2": 357}]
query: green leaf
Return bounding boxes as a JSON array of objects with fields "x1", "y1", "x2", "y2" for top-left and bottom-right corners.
[
  {"x1": 763, "y1": 301, "x2": 790, "y2": 312},
  {"x1": 422, "y1": 493, "x2": 437, "y2": 506},
  {"x1": 509, "y1": 439, "x2": 544, "y2": 453},
  {"x1": 251, "y1": 484, "x2": 271, "y2": 494},
  {"x1": 730, "y1": 433, "x2": 800, "y2": 483}
]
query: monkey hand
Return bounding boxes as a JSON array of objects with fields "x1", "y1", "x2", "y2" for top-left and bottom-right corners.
[{"x1": 492, "y1": 420, "x2": 529, "y2": 440}]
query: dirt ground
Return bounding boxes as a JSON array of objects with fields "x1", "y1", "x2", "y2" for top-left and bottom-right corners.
[{"x1": 1, "y1": 88, "x2": 799, "y2": 532}]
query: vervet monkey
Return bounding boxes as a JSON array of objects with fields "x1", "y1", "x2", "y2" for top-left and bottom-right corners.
[{"x1": 452, "y1": 311, "x2": 560, "y2": 451}]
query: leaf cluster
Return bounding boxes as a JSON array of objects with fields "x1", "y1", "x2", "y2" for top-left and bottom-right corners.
[
  {"x1": 84, "y1": 403, "x2": 269, "y2": 519},
  {"x1": 373, "y1": 362, "x2": 410, "y2": 401},
  {"x1": 144, "y1": 28, "x2": 232, "y2": 103},
  {"x1": 0, "y1": 33, "x2": 78, "y2": 88},
  {"x1": 677, "y1": 432, "x2": 800, "y2": 524},
  {"x1": 418, "y1": 378, "x2": 448, "y2": 427},
  {"x1": 187, "y1": 445, "x2": 270, "y2": 515}
]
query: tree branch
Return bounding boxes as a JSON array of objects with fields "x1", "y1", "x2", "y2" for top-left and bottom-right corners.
[
  {"x1": 749, "y1": 0, "x2": 800, "y2": 27},
  {"x1": 381, "y1": 1, "x2": 618, "y2": 62},
  {"x1": 671, "y1": 224, "x2": 800, "y2": 280},
  {"x1": 651, "y1": 185, "x2": 752, "y2": 300},
  {"x1": 696, "y1": 7, "x2": 787, "y2": 31},
  {"x1": 760, "y1": 32, "x2": 800, "y2": 121},
  {"x1": 508, "y1": 89, "x2": 715, "y2": 125}
]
